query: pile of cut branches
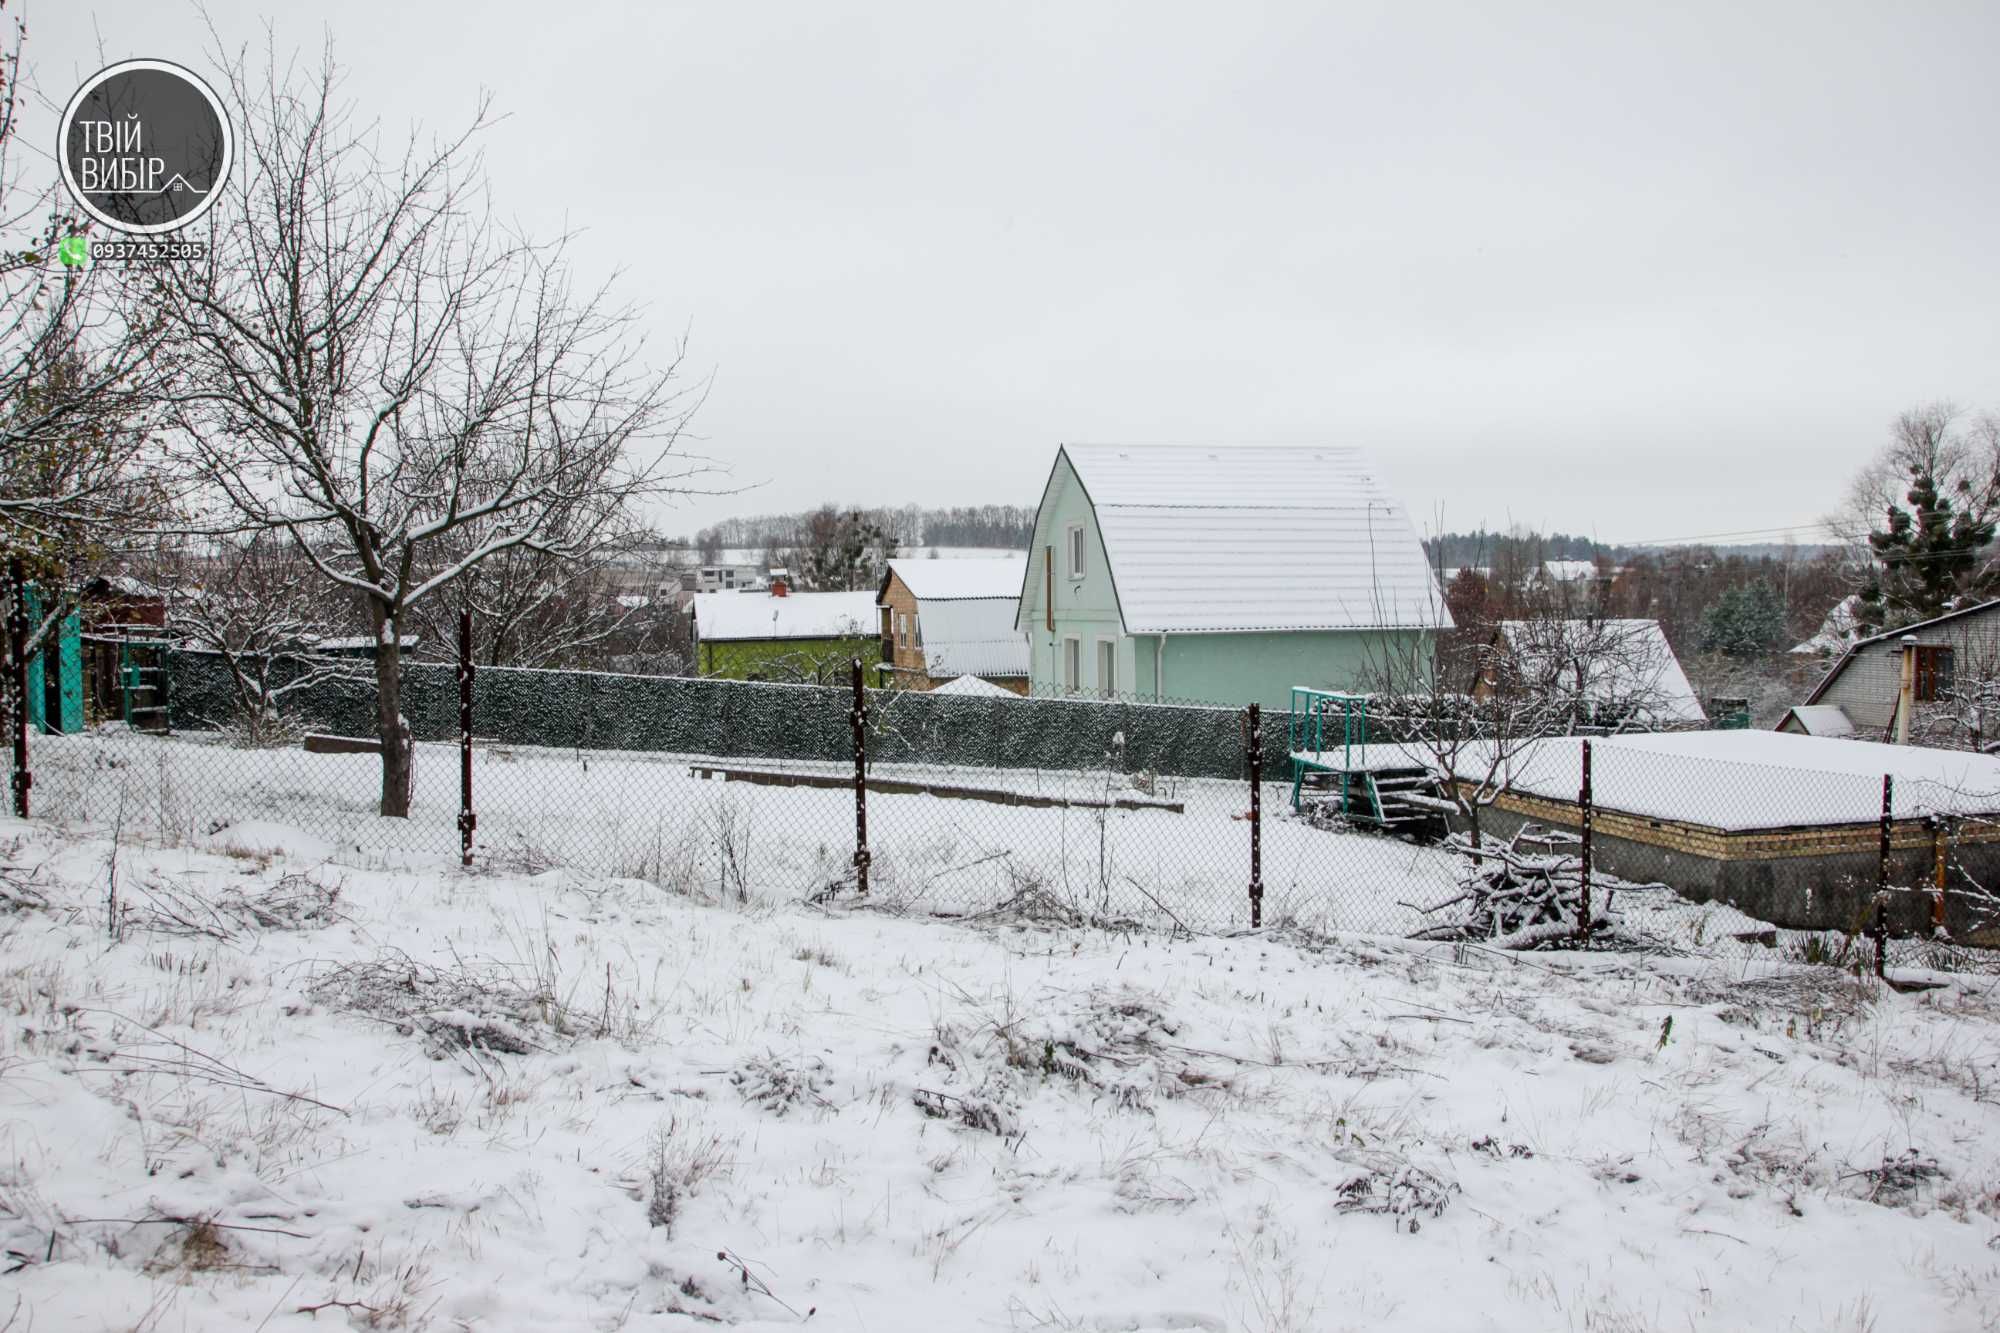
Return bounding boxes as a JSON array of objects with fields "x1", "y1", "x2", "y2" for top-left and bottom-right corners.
[{"x1": 1408, "y1": 825, "x2": 1617, "y2": 949}]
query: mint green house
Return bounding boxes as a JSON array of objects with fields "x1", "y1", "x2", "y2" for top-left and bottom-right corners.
[{"x1": 1014, "y1": 445, "x2": 1449, "y2": 710}]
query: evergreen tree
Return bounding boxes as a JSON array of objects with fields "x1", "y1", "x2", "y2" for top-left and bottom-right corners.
[
  {"x1": 1855, "y1": 461, "x2": 2000, "y2": 632},
  {"x1": 1698, "y1": 581, "x2": 1785, "y2": 658}
]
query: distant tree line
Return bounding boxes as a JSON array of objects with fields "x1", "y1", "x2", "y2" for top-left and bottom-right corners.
[{"x1": 693, "y1": 503, "x2": 1031, "y2": 559}]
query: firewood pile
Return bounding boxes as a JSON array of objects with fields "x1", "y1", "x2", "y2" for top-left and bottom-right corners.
[{"x1": 1408, "y1": 824, "x2": 1618, "y2": 949}]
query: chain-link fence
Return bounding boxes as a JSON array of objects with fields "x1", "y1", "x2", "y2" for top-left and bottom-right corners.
[{"x1": 13, "y1": 628, "x2": 2000, "y2": 970}]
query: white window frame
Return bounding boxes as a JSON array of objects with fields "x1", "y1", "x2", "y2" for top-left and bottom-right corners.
[
  {"x1": 1066, "y1": 523, "x2": 1086, "y2": 580},
  {"x1": 1062, "y1": 636, "x2": 1081, "y2": 694},
  {"x1": 1095, "y1": 635, "x2": 1118, "y2": 699}
]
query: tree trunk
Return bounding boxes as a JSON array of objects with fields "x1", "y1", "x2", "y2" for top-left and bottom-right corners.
[{"x1": 371, "y1": 604, "x2": 414, "y2": 817}]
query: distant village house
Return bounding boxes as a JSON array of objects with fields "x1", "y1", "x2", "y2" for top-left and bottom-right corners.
[
  {"x1": 1786, "y1": 598, "x2": 2000, "y2": 748},
  {"x1": 875, "y1": 557, "x2": 1029, "y2": 693},
  {"x1": 689, "y1": 575, "x2": 877, "y2": 683},
  {"x1": 1015, "y1": 444, "x2": 1448, "y2": 709}
]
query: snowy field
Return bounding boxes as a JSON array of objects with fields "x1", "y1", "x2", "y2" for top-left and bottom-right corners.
[{"x1": 4, "y1": 816, "x2": 2000, "y2": 1329}]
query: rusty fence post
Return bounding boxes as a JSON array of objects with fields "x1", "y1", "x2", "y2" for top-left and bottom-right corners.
[
  {"x1": 456, "y1": 609, "x2": 475, "y2": 867},
  {"x1": 1875, "y1": 773, "x2": 1893, "y2": 979},
  {"x1": 1248, "y1": 703, "x2": 1263, "y2": 929},
  {"x1": 1577, "y1": 738, "x2": 1593, "y2": 941},
  {"x1": 6, "y1": 559, "x2": 28, "y2": 820},
  {"x1": 1932, "y1": 816, "x2": 1949, "y2": 938},
  {"x1": 850, "y1": 657, "x2": 870, "y2": 896}
]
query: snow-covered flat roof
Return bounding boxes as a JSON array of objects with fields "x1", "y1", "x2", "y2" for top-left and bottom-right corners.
[
  {"x1": 1059, "y1": 444, "x2": 1449, "y2": 634},
  {"x1": 1341, "y1": 729, "x2": 2000, "y2": 829},
  {"x1": 691, "y1": 591, "x2": 877, "y2": 642}
]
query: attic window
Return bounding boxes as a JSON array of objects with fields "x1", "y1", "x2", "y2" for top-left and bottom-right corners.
[{"x1": 1066, "y1": 524, "x2": 1086, "y2": 580}]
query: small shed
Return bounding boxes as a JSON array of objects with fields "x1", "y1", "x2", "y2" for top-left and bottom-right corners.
[
  {"x1": 876, "y1": 556, "x2": 1029, "y2": 693},
  {"x1": 689, "y1": 588, "x2": 877, "y2": 683},
  {"x1": 1776, "y1": 704, "x2": 1855, "y2": 738}
]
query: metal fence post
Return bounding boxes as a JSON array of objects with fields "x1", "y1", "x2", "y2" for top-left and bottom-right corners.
[
  {"x1": 6, "y1": 559, "x2": 28, "y2": 820},
  {"x1": 457, "y1": 609, "x2": 476, "y2": 867},
  {"x1": 1248, "y1": 703, "x2": 1263, "y2": 929},
  {"x1": 1930, "y1": 816, "x2": 1949, "y2": 938},
  {"x1": 850, "y1": 657, "x2": 870, "y2": 896},
  {"x1": 1875, "y1": 773, "x2": 1892, "y2": 978},
  {"x1": 1578, "y1": 738, "x2": 1593, "y2": 940}
]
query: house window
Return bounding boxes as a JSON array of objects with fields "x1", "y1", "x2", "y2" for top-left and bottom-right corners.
[
  {"x1": 1097, "y1": 638, "x2": 1116, "y2": 698},
  {"x1": 1915, "y1": 644, "x2": 1955, "y2": 702},
  {"x1": 896, "y1": 612, "x2": 909, "y2": 649},
  {"x1": 911, "y1": 613, "x2": 921, "y2": 647},
  {"x1": 1066, "y1": 524, "x2": 1086, "y2": 580},
  {"x1": 1063, "y1": 637, "x2": 1081, "y2": 693}
]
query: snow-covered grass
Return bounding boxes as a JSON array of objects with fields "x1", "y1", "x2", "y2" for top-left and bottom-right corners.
[
  {"x1": 25, "y1": 729, "x2": 1793, "y2": 951},
  {"x1": 5, "y1": 814, "x2": 2000, "y2": 1329},
  {"x1": 27, "y1": 729, "x2": 1472, "y2": 935}
]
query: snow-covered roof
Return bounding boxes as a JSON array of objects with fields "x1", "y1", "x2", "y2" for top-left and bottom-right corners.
[
  {"x1": 1350, "y1": 729, "x2": 2000, "y2": 829},
  {"x1": 1496, "y1": 618, "x2": 1705, "y2": 724},
  {"x1": 914, "y1": 597, "x2": 1029, "y2": 678},
  {"x1": 1846, "y1": 596, "x2": 2000, "y2": 650},
  {"x1": 1052, "y1": 444, "x2": 1449, "y2": 634},
  {"x1": 885, "y1": 556, "x2": 1027, "y2": 601},
  {"x1": 1778, "y1": 704, "x2": 1855, "y2": 738},
  {"x1": 691, "y1": 591, "x2": 877, "y2": 642},
  {"x1": 1539, "y1": 560, "x2": 1603, "y2": 583},
  {"x1": 930, "y1": 673, "x2": 1018, "y2": 698},
  {"x1": 1789, "y1": 594, "x2": 1860, "y2": 656}
]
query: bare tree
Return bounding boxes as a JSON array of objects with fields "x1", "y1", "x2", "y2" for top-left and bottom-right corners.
[
  {"x1": 404, "y1": 522, "x2": 683, "y2": 671},
  {"x1": 1486, "y1": 614, "x2": 1697, "y2": 734},
  {"x1": 148, "y1": 535, "x2": 356, "y2": 744},
  {"x1": 773, "y1": 506, "x2": 898, "y2": 591},
  {"x1": 1911, "y1": 625, "x2": 2000, "y2": 754},
  {"x1": 1355, "y1": 593, "x2": 1694, "y2": 858},
  {"x1": 149, "y1": 43, "x2": 704, "y2": 813},
  {"x1": 1831, "y1": 402, "x2": 2000, "y2": 547},
  {"x1": 0, "y1": 8, "x2": 175, "y2": 653}
]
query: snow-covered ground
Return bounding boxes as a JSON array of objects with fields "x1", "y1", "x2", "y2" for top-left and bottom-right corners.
[
  {"x1": 4, "y1": 816, "x2": 2000, "y2": 1330},
  {"x1": 22, "y1": 730, "x2": 1788, "y2": 949},
  {"x1": 26, "y1": 729, "x2": 1466, "y2": 935}
]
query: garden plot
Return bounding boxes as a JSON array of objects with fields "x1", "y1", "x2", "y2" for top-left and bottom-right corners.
[{"x1": 2, "y1": 818, "x2": 2000, "y2": 1330}]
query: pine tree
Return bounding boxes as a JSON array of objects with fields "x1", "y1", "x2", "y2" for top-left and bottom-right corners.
[{"x1": 1855, "y1": 463, "x2": 2000, "y2": 632}]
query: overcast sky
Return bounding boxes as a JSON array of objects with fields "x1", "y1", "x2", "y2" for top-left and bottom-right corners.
[{"x1": 35, "y1": 2, "x2": 2000, "y2": 546}]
